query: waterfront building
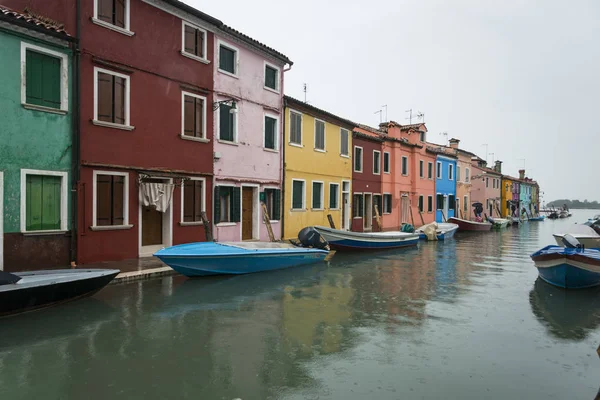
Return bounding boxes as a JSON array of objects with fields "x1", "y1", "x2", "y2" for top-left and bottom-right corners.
[
  {"x1": 0, "y1": 6, "x2": 74, "y2": 271},
  {"x1": 448, "y1": 139, "x2": 474, "y2": 220},
  {"x1": 519, "y1": 170, "x2": 538, "y2": 217},
  {"x1": 429, "y1": 147, "x2": 457, "y2": 223},
  {"x1": 501, "y1": 175, "x2": 521, "y2": 218},
  {"x1": 351, "y1": 128, "x2": 384, "y2": 232},
  {"x1": 470, "y1": 159, "x2": 503, "y2": 219},
  {"x1": 282, "y1": 97, "x2": 354, "y2": 239}
]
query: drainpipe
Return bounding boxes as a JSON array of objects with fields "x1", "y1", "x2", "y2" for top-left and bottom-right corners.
[
  {"x1": 70, "y1": 0, "x2": 81, "y2": 266},
  {"x1": 280, "y1": 64, "x2": 291, "y2": 240}
]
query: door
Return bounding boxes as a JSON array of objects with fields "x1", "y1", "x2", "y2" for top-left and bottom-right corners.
[
  {"x1": 242, "y1": 187, "x2": 254, "y2": 240},
  {"x1": 342, "y1": 181, "x2": 350, "y2": 230},
  {"x1": 456, "y1": 198, "x2": 461, "y2": 218},
  {"x1": 443, "y1": 195, "x2": 449, "y2": 221},
  {"x1": 142, "y1": 206, "x2": 163, "y2": 246},
  {"x1": 0, "y1": 171, "x2": 3, "y2": 270},
  {"x1": 400, "y1": 196, "x2": 410, "y2": 224},
  {"x1": 363, "y1": 194, "x2": 373, "y2": 231}
]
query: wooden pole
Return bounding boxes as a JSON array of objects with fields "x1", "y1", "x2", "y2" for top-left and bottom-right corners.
[
  {"x1": 419, "y1": 211, "x2": 425, "y2": 226},
  {"x1": 327, "y1": 214, "x2": 336, "y2": 229},
  {"x1": 200, "y1": 211, "x2": 214, "y2": 242},
  {"x1": 441, "y1": 210, "x2": 447, "y2": 222},
  {"x1": 410, "y1": 206, "x2": 415, "y2": 227},
  {"x1": 374, "y1": 205, "x2": 382, "y2": 231},
  {"x1": 261, "y1": 202, "x2": 276, "y2": 242}
]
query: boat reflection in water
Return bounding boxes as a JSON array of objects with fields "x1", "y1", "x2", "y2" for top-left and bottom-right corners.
[{"x1": 529, "y1": 278, "x2": 600, "y2": 341}]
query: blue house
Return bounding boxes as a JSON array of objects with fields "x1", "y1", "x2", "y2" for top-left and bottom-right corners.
[{"x1": 434, "y1": 154, "x2": 457, "y2": 222}]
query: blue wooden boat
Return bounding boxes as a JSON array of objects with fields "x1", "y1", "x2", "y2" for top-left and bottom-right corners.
[
  {"x1": 530, "y1": 245, "x2": 600, "y2": 289},
  {"x1": 415, "y1": 222, "x2": 459, "y2": 241},
  {"x1": 154, "y1": 242, "x2": 330, "y2": 277},
  {"x1": 529, "y1": 215, "x2": 545, "y2": 221},
  {"x1": 312, "y1": 226, "x2": 419, "y2": 251}
]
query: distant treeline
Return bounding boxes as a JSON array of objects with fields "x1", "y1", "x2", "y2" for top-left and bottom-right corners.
[{"x1": 547, "y1": 199, "x2": 600, "y2": 209}]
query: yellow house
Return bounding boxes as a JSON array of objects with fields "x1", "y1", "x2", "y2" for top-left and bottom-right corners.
[
  {"x1": 283, "y1": 96, "x2": 354, "y2": 239},
  {"x1": 501, "y1": 177, "x2": 514, "y2": 218}
]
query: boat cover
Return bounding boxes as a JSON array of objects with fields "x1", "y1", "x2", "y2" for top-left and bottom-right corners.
[
  {"x1": 531, "y1": 245, "x2": 600, "y2": 260},
  {"x1": 0, "y1": 271, "x2": 21, "y2": 285}
]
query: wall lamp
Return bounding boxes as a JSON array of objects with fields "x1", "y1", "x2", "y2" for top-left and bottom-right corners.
[{"x1": 213, "y1": 99, "x2": 237, "y2": 113}]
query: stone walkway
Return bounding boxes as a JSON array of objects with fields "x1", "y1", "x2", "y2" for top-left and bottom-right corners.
[{"x1": 80, "y1": 257, "x2": 177, "y2": 284}]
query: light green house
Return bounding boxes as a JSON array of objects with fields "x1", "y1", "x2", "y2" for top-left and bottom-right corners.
[{"x1": 0, "y1": 6, "x2": 75, "y2": 271}]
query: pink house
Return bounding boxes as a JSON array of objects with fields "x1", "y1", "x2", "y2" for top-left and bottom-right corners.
[
  {"x1": 212, "y1": 28, "x2": 292, "y2": 241},
  {"x1": 470, "y1": 158, "x2": 503, "y2": 219}
]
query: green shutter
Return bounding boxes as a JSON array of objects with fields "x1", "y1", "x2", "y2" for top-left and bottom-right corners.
[
  {"x1": 26, "y1": 50, "x2": 61, "y2": 109},
  {"x1": 359, "y1": 195, "x2": 364, "y2": 217},
  {"x1": 26, "y1": 175, "x2": 61, "y2": 231},
  {"x1": 292, "y1": 181, "x2": 303, "y2": 209},
  {"x1": 231, "y1": 187, "x2": 241, "y2": 222},
  {"x1": 214, "y1": 186, "x2": 221, "y2": 224},
  {"x1": 273, "y1": 189, "x2": 281, "y2": 221}
]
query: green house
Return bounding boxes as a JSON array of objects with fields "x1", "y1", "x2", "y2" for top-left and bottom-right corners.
[{"x1": 0, "y1": 6, "x2": 75, "y2": 271}]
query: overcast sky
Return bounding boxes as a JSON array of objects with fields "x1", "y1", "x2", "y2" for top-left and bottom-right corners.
[{"x1": 187, "y1": 0, "x2": 600, "y2": 203}]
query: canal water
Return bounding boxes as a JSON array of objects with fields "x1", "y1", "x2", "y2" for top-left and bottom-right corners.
[{"x1": 1, "y1": 211, "x2": 599, "y2": 400}]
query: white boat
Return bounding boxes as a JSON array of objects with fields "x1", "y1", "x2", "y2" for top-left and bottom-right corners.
[
  {"x1": 553, "y1": 224, "x2": 600, "y2": 248},
  {"x1": 312, "y1": 226, "x2": 420, "y2": 251},
  {"x1": 415, "y1": 222, "x2": 459, "y2": 240}
]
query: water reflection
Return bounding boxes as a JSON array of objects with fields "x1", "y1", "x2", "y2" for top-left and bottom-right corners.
[{"x1": 529, "y1": 279, "x2": 600, "y2": 341}]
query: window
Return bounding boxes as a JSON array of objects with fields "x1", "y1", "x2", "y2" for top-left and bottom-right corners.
[
  {"x1": 449, "y1": 195, "x2": 456, "y2": 212},
  {"x1": 436, "y1": 162, "x2": 442, "y2": 179},
  {"x1": 218, "y1": 102, "x2": 237, "y2": 142},
  {"x1": 383, "y1": 194, "x2": 392, "y2": 214},
  {"x1": 427, "y1": 196, "x2": 433, "y2": 213},
  {"x1": 486, "y1": 177, "x2": 489, "y2": 188},
  {"x1": 218, "y1": 42, "x2": 238, "y2": 75},
  {"x1": 420, "y1": 131, "x2": 426, "y2": 142},
  {"x1": 182, "y1": 92, "x2": 206, "y2": 139},
  {"x1": 214, "y1": 186, "x2": 240, "y2": 224},
  {"x1": 401, "y1": 156, "x2": 408, "y2": 176},
  {"x1": 291, "y1": 180, "x2": 305, "y2": 210},
  {"x1": 353, "y1": 194, "x2": 364, "y2": 218},
  {"x1": 21, "y1": 170, "x2": 68, "y2": 232},
  {"x1": 329, "y1": 183, "x2": 339, "y2": 209},
  {"x1": 182, "y1": 22, "x2": 206, "y2": 61},
  {"x1": 383, "y1": 152, "x2": 390, "y2": 173},
  {"x1": 456, "y1": 197, "x2": 460, "y2": 213},
  {"x1": 449, "y1": 164, "x2": 454, "y2": 180},
  {"x1": 436, "y1": 194, "x2": 444, "y2": 210},
  {"x1": 354, "y1": 147, "x2": 363, "y2": 172},
  {"x1": 464, "y1": 195, "x2": 468, "y2": 213},
  {"x1": 457, "y1": 165, "x2": 461, "y2": 182},
  {"x1": 312, "y1": 181, "x2": 324, "y2": 209},
  {"x1": 373, "y1": 195, "x2": 382, "y2": 216},
  {"x1": 373, "y1": 151, "x2": 381, "y2": 174},
  {"x1": 420, "y1": 160, "x2": 424, "y2": 178},
  {"x1": 465, "y1": 168, "x2": 470, "y2": 183},
  {"x1": 94, "y1": 0, "x2": 130, "y2": 32},
  {"x1": 264, "y1": 114, "x2": 278, "y2": 150},
  {"x1": 264, "y1": 63, "x2": 279, "y2": 91},
  {"x1": 289, "y1": 111, "x2": 302, "y2": 145},
  {"x1": 182, "y1": 178, "x2": 205, "y2": 223},
  {"x1": 314, "y1": 119, "x2": 325, "y2": 151},
  {"x1": 93, "y1": 171, "x2": 128, "y2": 228},
  {"x1": 22, "y1": 44, "x2": 68, "y2": 112},
  {"x1": 340, "y1": 129, "x2": 350, "y2": 156},
  {"x1": 263, "y1": 188, "x2": 281, "y2": 221},
  {"x1": 94, "y1": 67, "x2": 130, "y2": 128},
  {"x1": 418, "y1": 195, "x2": 424, "y2": 212},
  {"x1": 428, "y1": 162, "x2": 433, "y2": 179}
]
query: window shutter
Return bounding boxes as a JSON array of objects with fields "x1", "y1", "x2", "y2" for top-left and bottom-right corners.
[
  {"x1": 26, "y1": 175, "x2": 42, "y2": 231},
  {"x1": 98, "y1": 73, "x2": 113, "y2": 122},
  {"x1": 41, "y1": 55, "x2": 60, "y2": 109},
  {"x1": 194, "y1": 181, "x2": 202, "y2": 221},
  {"x1": 114, "y1": 76, "x2": 126, "y2": 125},
  {"x1": 26, "y1": 51, "x2": 43, "y2": 106},
  {"x1": 213, "y1": 186, "x2": 221, "y2": 224},
  {"x1": 359, "y1": 195, "x2": 364, "y2": 217},
  {"x1": 195, "y1": 98, "x2": 204, "y2": 137},
  {"x1": 115, "y1": 0, "x2": 126, "y2": 28},
  {"x1": 184, "y1": 26, "x2": 195, "y2": 54},
  {"x1": 196, "y1": 30, "x2": 204, "y2": 57},
  {"x1": 231, "y1": 187, "x2": 241, "y2": 222},
  {"x1": 273, "y1": 189, "x2": 281, "y2": 221},
  {"x1": 219, "y1": 105, "x2": 231, "y2": 141},
  {"x1": 183, "y1": 95, "x2": 194, "y2": 136},
  {"x1": 98, "y1": 0, "x2": 113, "y2": 24},
  {"x1": 183, "y1": 180, "x2": 193, "y2": 222},
  {"x1": 41, "y1": 176, "x2": 61, "y2": 230},
  {"x1": 112, "y1": 176, "x2": 125, "y2": 225}
]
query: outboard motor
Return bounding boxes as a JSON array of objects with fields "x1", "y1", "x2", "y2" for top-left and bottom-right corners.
[
  {"x1": 591, "y1": 221, "x2": 600, "y2": 236},
  {"x1": 561, "y1": 233, "x2": 584, "y2": 250},
  {"x1": 297, "y1": 227, "x2": 330, "y2": 251}
]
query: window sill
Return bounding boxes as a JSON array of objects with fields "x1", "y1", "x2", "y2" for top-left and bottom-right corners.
[
  {"x1": 263, "y1": 220, "x2": 279, "y2": 224},
  {"x1": 92, "y1": 120, "x2": 135, "y2": 131},
  {"x1": 354, "y1": 170, "x2": 363, "y2": 173},
  {"x1": 180, "y1": 134, "x2": 210, "y2": 143},
  {"x1": 90, "y1": 224, "x2": 134, "y2": 231},
  {"x1": 263, "y1": 148, "x2": 279, "y2": 153},
  {"x1": 180, "y1": 51, "x2": 210, "y2": 64},
  {"x1": 353, "y1": 217, "x2": 363, "y2": 219},
  {"x1": 263, "y1": 85, "x2": 280, "y2": 94},
  {"x1": 290, "y1": 209, "x2": 306, "y2": 212},
  {"x1": 383, "y1": 171, "x2": 390, "y2": 174},
  {"x1": 340, "y1": 154, "x2": 350, "y2": 158},
  {"x1": 179, "y1": 221, "x2": 204, "y2": 226},
  {"x1": 91, "y1": 18, "x2": 135, "y2": 36},
  {"x1": 311, "y1": 208, "x2": 324, "y2": 211},
  {"x1": 22, "y1": 230, "x2": 68, "y2": 236},
  {"x1": 329, "y1": 208, "x2": 340, "y2": 211},
  {"x1": 314, "y1": 148, "x2": 326, "y2": 153},
  {"x1": 217, "y1": 139, "x2": 238, "y2": 146},
  {"x1": 216, "y1": 222, "x2": 237, "y2": 227},
  {"x1": 218, "y1": 69, "x2": 239, "y2": 79},
  {"x1": 23, "y1": 103, "x2": 67, "y2": 115},
  {"x1": 289, "y1": 142, "x2": 303, "y2": 148}
]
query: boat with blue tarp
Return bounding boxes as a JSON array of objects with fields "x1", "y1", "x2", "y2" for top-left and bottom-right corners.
[{"x1": 530, "y1": 244, "x2": 600, "y2": 289}]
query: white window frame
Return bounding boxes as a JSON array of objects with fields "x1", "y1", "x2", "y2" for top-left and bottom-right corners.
[
  {"x1": 383, "y1": 193, "x2": 392, "y2": 214},
  {"x1": 311, "y1": 180, "x2": 325, "y2": 210},
  {"x1": 401, "y1": 156, "x2": 409, "y2": 176},
  {"x1": 20, "y1": 169, "x2": 68, "y2": 233},
  {"x1": 180, "y1": 177, "x2": 206, "y2": 225},
  {"x1": 465, "y1": 168, "x2": 470, "y2": 183},
  {"x1": 383, "y1": 152, "x2": 390, "y2": 173},
  {"x1": 21, "y1": 42, "x2": 69, "y2": 114},
  {"x1": 436, "y1": 161, "x2": 442, "y2": 179},
  {"x1": 91, "y1": 170, "x2": 130, "y2": 230},
  {"x1": 93, "y1": 67, "x2": 133, "y2": 130},
  {"x1": 373, "y1": 150, "x2": 381, "y2": 175},
  {"x1": 216, "y1": 96, "x2": 238, "y2": 143},
  {"x1": 263, "y1": 112, "x2": 279, "y2": 152},
  {"x1": 289, "y1": 109, "x2": 303, "y2": 147},
  {"x1": 456, "y1": 165, "x2": 461, "y2": 182},
  {"x1": 314, "y1": 118, "x2": 326, "y2": 152},
  {"x1": 291, "y1": 179, "x2": 306, "y2": 211},
  {"x1": 92, "y1": 0, "x2": 133, "y2": 36},
  {"x1": 217, "y1": 40, "x2": 239, "y2": 78},
  {"x1": 263, "y1": 61, "x2": 280, "y2": 93},
  {"x1": 354, "y1": 146, "x2": 363, "y2": 173},
  {"x1": 449, "y1": 164, "x2": 454, "y2": 181},
  {"x1": 340, "y1": 128, "x2": 350, "y2": 157},
  {"x1": 329, "y1": 182, "x2": 340, "y2": 210},
  {"x1": 180, "y1": 91, "x2": 208, "y2": 142},
  {"x1": 181, "y1": 20, "x2": 209, "y2": 64}
]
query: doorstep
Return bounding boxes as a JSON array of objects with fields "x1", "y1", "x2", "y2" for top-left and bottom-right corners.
[{"x1": 79, "y1": 256, "x2": 177, "y2": 284}]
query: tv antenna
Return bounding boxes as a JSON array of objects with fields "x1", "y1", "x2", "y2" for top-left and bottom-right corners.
[
  {"x1": 489, "y1": 152, "x2": 495, "y2": 164},
  {"x1": 374, "y1": 109, "x2": 383, "y2": 124},
  {"x1": 405, "y1": 109, "x2": 413, "y2": 124},
  {"x1": 517, "y1": 158, "x2": 526, "y2": 169},
  {"x1": 440, "y1": 132, "x2": 448, "y2": 145},
  {"x1": 303, "y1": 83, "x2": 307, "y2": 103},
  {"x1": 482, "y1": 144, "x2": 488, "y2": 163},
  {"x1": 416, "y1": 111, "x2": 425, "y2": 123},
  {"x1": 382, "y1": 105, "x2": 388, "y2": 122}
]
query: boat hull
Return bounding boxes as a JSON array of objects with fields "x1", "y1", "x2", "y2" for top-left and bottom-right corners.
[
  {"x1": 531, "y1": 246, "x2": 600, "y2": 289},
  {"x1": 529, "y1": 216, "x2": 545, "y2": 222},
  {"x1": 447, "y1": 217, "x2": 492, "y2": 231},
  {"x1": 0, "y1": 269, "x2": 119, "y2": 317},
  {"x1": 313, "y1": 226, "x2": 419, "y2": 251},
  {"x1": 416, "y1": 223, "x2": 459, "y2": 240}
]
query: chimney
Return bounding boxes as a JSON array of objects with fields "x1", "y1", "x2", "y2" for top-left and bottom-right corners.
[
  {"x1": 494, "y1": 160, "x2": 502, "y2": 173},
  {"x1": 519, "y1": 169, "x2": 525, "y2": 180},
  {"x1": 448, "y1": 138, "x2": 460, "y2": 149}
]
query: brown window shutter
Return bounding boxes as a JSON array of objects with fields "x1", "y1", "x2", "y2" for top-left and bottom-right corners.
[
  {"x1": 98, "y1": 0, "x2": 113, "y2": 24},
  {"x1": 112, "y1": 176, "x2": 125, "y2": 225},
  {"x1": 194, "y1": 181, "x2": 202, "y2": 221},
  {"x1": 183, "y1": 95, "x2": 194, "y2": 136},
  {"x1": 113, "y1": 76, "x2": 126, "y2": 125},
  {"x1": 96, "y1": 175, "x2": 111, "y2": 226},
  {"x1": 183, "y1": 180, "x2": 193, "y2": 222},
  {"x1": 115, "y1": 0, "x2": 126, "y2": 28},
  {"x1": 194, "y1": 98, "x2": 203, "y2": 137},
  {"x1": 184, "y1": 26, "x2": 195, "y2": 54},
  {"x1": 196, "y1": 30, "x2": 204, "y2": 57},
  {"x1": 97, "y1": 73, "x2": 113, "y2": 123}
]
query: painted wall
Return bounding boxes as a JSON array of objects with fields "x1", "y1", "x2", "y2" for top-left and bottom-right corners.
[
  {"x1": 352, "y1": 134, "x2": 382, "y2": 232},
  {"x1": 0, "y1": 28, "x2": 73, "y2": 270},
  {"x1": 282, "y1": 105, "x2": 352, "y2": 239},
  {"x1": 520, "y1": 183, "x2": 531, "y2": 216},
  {"x1": 454, "y1": 153, "x2": 472, "y2": 220},
  {"x1": 435, "y1": 156, "x2": 457, "y2": 222},
  {"x1": 380, "y1": 139, "x2": 402, "y2": 230},
  {"x1": 501, "y1": 178, "x2": 513, "y2": 218},
  {"x1": 470, "y1": 165, "x2": 502, "y2": 219}
]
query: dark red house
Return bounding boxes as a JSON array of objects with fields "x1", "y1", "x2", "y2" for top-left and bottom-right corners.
[
  {"x1": 352, "y1": 128, "x2": 383, "y2": 232},
  {"x1": 5, "y1": 0, "x2": 228, "y2": 263}
]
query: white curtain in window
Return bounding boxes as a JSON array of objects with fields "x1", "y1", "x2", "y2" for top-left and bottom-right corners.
[{"x1": 140, "y1": 182, "x2": 175, "y2": 212}]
